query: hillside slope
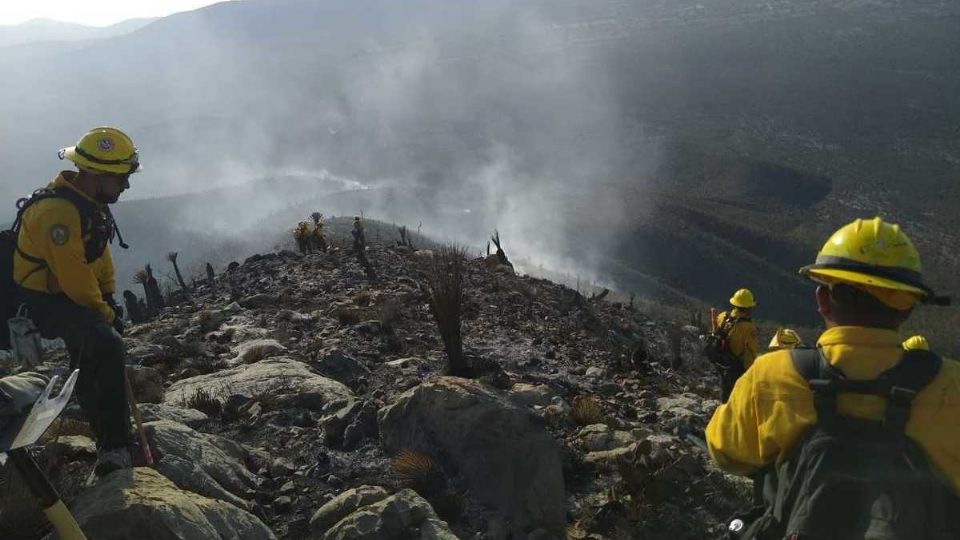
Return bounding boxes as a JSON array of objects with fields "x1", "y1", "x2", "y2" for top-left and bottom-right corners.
[{"x1": 2, "y1": 240, "x2": 746, "y2": 539}]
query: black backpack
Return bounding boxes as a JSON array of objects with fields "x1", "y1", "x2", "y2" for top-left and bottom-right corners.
[
  {"x1": 738, "y1": 347, "x2": 960, "y2": 540},
  {"x1": 703, "y1": 313, "x2": 749, "y2": 370},
  {"x1": 1, "y1": 187, "x2": 125, "y2": 349}
]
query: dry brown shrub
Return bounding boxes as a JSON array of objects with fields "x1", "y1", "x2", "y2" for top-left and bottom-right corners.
[
  {"x1": 355, "y1": 290, "x2": 372, "y2": 307},
  {"x1": 335, "y1": 306, "x2": 362, "y2": 325},
  {"x1": 391, "y1": 449, "x2": 435, "y2": 485},
  {"x1": 391, "y1": 449, "x2": 448, "y2": 496},
  {"x1": 186, "y1": 387, "x2": 222, "y2": 417},
  {"x1": 571, "y1": 395, "x2": 604, "y2": 426},
  {"x1": 422, "y1": 246, "x2": 469, "y2": 376}
]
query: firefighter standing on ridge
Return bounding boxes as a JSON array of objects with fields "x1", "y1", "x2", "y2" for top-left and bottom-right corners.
[
  {"x1": 311, "y1": 213, "x2": 328, "y2": 253},
  {"x1": 294, "y1": 220, "x2": 311, "y2": 254},
  {"x1": 706, "y1": 217, "x2": 960, "y2": 538},
  {"x1": 12, "y1": 127, "x2": 140, "y2": 476},
  {"x1": 712, "y1": 288, "x2": 759, "y2": 402},
  {"x1": 351, "y1": 216, "x2": 366, "y2": 254}
]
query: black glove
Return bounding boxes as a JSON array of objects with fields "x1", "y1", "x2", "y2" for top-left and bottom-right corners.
[
  {"x1": 104, "y1": 294, "x2": 124, "y2": 335},
  {"x1": 112, "y1": 316, "x2": 125, "y2": 336},
  {"x1": 104, "y1": 294, "x2": 123, "y2": 320}
]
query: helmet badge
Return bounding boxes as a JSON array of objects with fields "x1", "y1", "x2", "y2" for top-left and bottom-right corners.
[{"x1": 97, "y1": 137, "x2": 115, "y2": 152}]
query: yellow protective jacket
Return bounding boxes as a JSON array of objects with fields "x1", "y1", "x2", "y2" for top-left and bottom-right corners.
[
  {"x1": 13, "y1": 172, "x2": 116, "y2": 322},
  {"x1": 294, "y1": 223, "x2": 309, "y2": 238},
  {"x1": 715, "y1": 309, "x2": 759, "y2": 369},
  {"x1": 706, "y1": 326, "x2": 960, "y2": 494}
]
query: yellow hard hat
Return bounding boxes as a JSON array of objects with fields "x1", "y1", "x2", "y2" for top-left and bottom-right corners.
[
  {"x1": 59, "y1": 127, "x2": 141, "y2": 175},
  {"x1": 729, "y1": 288, "x2": 756, "y2": 308},
  {"x1": 798, "y1": 217, "x2": 936, "y2": 310},
  {"x1": 769, "y1": 327, "x2": 803, "y2": 350},
  {"x1": 902, "y1": 335, "x2": 929, "y2": 351}
]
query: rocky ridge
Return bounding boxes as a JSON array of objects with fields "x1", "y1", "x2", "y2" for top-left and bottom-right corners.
[{"x1": 1, "y1": 238, "x2": 747, "y2": 539}]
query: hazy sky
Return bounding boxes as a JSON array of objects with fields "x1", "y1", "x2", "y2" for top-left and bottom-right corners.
[{"x1": 0, "y1": 0, "x2": 232, "y2": 27}]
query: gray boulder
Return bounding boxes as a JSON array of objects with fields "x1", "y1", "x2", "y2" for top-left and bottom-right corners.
[
  {"x1": 164, "y1": 357, "x2": 353, "y2": 411},
  {"x1": 309, "y1": 485, "x2": 389, "y2": 535},
  {"x1": 508, "y1": 383, "x2": 553, "y2": 408},
  {"x1": 233, "y1": 338, "x2": 288, "y2": 365},
  {"x1": 124, "y1": 340, "x2": 167, "y2": 367},
  {"x1": 379, "y1": 377, "x2": 564, "y2": 539},
  {"x1": 321, "y1": 400, "x2": 380, "y2": 449},
  {"x1": 147, "y1": 420, "x2": 261, "y2": 509},
  {"x1": 126, "y1": 365, "x2": 165, "y2": 403},
  {"x1": 138, "y1": 403, "x2": 210, "y2": 428},
  {"x1": 64, "y1": 467, "x2": 275, "y2": 540},
  {"x1": 322, "y1": 488, "x2": 457, "y2": 540},
  {"x1": 577, "y1": 424, "x2": 638, "y2": 452},
  {"x1": 315, "y1": 348, "x2": 370, "y2": 384}
]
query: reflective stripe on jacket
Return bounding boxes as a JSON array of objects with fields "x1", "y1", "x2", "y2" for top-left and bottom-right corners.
[{"x1": 705, "y1": 326, "x2": 960, "y2": 494}]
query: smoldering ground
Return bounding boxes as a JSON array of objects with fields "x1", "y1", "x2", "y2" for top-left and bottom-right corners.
[{"x1": 0, "y1": 0, "x2": 661, "y2": 290}]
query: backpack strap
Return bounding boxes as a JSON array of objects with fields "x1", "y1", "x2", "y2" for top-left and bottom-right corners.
[
  {"x1": 878, "y1": 349, "x2": 941, "y2": 433},
  {"x1": 790, "y1": 348, "x2": 842, "y2": 429},
  {"x1": 48, "y1": 186, "x2": 97, "y2": 237},
  {"x1": 791, "y1": 346, "x2": 942, "y2": 434}
]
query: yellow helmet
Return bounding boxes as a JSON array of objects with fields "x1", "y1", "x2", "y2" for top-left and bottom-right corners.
[
  {"x1": 769, "y1": 327, "x2": 803, "y2": 350},
  {"x1": 729, "y1": 288, "x2": 756, "y2": 308},
  {"x1": 59, "y1": 127, "x2": 141, "y2": 175},
  {"x1": 902, "y1": 335, "x2": 930, "y2": 351},
  {"x1": 798, "y1": 217, "x2": 936, "y2": 309}
]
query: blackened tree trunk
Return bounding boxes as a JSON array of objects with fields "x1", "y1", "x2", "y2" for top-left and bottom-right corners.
[{"x1": 167, "y1": 252, "x2": 188, "y2": 290}]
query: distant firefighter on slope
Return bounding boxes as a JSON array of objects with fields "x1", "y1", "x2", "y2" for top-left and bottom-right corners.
[{"x1": 294, "y1": 220, "x2": 312, "y2": 254}]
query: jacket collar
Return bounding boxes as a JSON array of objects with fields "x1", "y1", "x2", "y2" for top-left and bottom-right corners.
[
  {"x1": 817, "y1": 326, "x2": 901, "y2": 348},
  {"x1": 49, "y1": 171, "x2": 102, "y2": 207}
]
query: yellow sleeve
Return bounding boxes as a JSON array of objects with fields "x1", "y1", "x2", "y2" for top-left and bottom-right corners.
[
  {"x1": 35, "y1": 206, "x2": 115, "y2": 322},
  {"x1": 706, "y1": 366, "x2": 768, "y2": 475},
  {"x1": 740, "y1": 322, "x2": 760, "y2": 367},
  {"x1": 96, "y1": 244, "x2": 117, "y2": 294},
  {"x1": 707, "y1": 352, "x2": 816, "y2": 476}
]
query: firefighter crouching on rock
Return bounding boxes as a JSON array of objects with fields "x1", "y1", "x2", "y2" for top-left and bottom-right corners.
[
  {"x1": 13, "y1": 127, "x2": 139, "y2": 476},
  {"x1": 711, "y1": 289, "x2": 759, "y2": 402},
  {"x1": 902, "y1": 334, "x2": 930, "y2": 351},
  {"x1": 706, "y1": 217, "x2": 960, "y2": 538},
  {"x1": 767, "y1": 327, "x2": 804, "y2": 351}
]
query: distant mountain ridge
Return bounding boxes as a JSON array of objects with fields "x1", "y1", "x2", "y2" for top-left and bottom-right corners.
[
  {"x1": 0, "y1": 0, "x2": 957, "y2": 351},
  {"x1": 0, "y1": 17, "x2": 155, "y2": 47}
]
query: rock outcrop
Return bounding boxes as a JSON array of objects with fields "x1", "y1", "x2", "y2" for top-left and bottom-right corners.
[
  {"x1": 379, "y1": 377, "x2": 565, "y2": 538},
  {"x1": 63, "y1": 468, "x2": 275, "y2": 540},
  {"x1": 164, "y1": 357, "x2": 353, "y2": 410}
]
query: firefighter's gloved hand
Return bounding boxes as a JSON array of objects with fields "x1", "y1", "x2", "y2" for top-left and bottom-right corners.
[
  {"x1": 0, "y1": 372, "x2": 49, "y2": 417},
  {"x1": 112, "y1": 316, "x2": 125, "y2": 336},
  {"x1": 104, "y1": 293, "x2": 123, "y2": 320}
]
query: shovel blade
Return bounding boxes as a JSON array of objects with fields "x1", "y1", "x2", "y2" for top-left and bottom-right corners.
[{"x1": 5, "y1": 370, "x2": 80, "y2": 450}]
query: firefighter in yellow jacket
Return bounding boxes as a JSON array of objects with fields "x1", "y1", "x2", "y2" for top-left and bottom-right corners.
[
  {"x1": 768, "y1": 327, "x2": 804, "y2": 350},
  {"x1": 13, "y1": 127, "x2": 139, "y2": 476},
  {"x1": 902, "y1": 334, "x2": 930, "y2": 351},
  {"x1": 707, "y1": 218, "x2": 960, "y2": 501},
  {"x1": 294, "y1": 221, "x2": 311, "y2": 254},
  {"x1": 714, "y1": 288, "x2": 760, "y2": 401}
]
